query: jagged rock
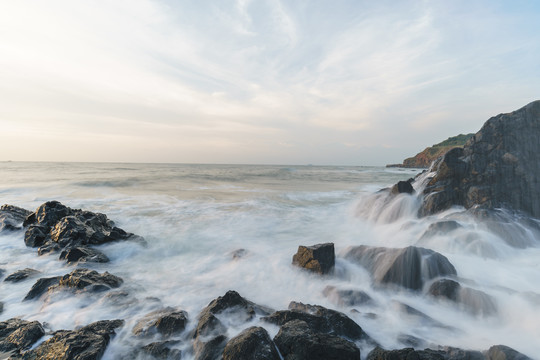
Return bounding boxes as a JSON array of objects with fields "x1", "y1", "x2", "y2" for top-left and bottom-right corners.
[
  {"x1": 485, "y1": 345, "x2": 532, "y2": 360},
  {"x1": 4, "y1": 268, "x2": 40, "y2": 283},
  {"x1": 263, "y1": 301, "x2": 369, "y2": 342},
  {"x1": 367, "y1": 346, "x2": 484, "y2": 360},
  {"x1": 23, "y1": 276, "x2": 62, "y2": 301},
  {"x1": 133, "y1": 307, "x2": 188, "y2": 337},
  {"x1": 56, "y1": 268, "x2": 123, "y2": 293},
  {"x1": 292, "y1": 243, "x2": 335, "y2": 275},
  {"x1": 391, "y1": 180, "x2": 415, "y2": 195},
  {"x1": 273, "y1": 319, "x2": 360, "y2": 360},
  {"x1": 23, "y1": 319, "x2": 124, "y2": 360},
  {"x1": 343, "y1": 245, "x2": 457, "y2": 291},
  {"x1": 322, "y1": 286, "x2": 373, "y2": 307},
  {"x1": 140, "y1": 341, "x2": 182, "y2": 359},
  {"x1": 419, "y1": 101, "x2": 540, "y2": 218},
  {"x1": 427, "y1": 279, "x2": 497, "y2": 316},
  {"x1": 420, "y1": 221, "x2": 462, "y2": 239},
  {"x1": 200, "y1": 290, "x2": 273, "y2": 322},
  {"x1": 0, "y1": 204, "x2": 31, "y2": 232},
  {"x1": 193, "y1": 334, "x2": 227, "y2": 360},
  {"x1": 222, "y1": 327, "x2": 280, "y2": 360},
  {"x1": 392, "y1": 302, "x2": 448, "y2": 329},
  {"x1": 24, "y1": 225, "x2": 48, "y2": 247},
  {"x1": 0, "y1": 318, "x2": 45, "y2": 355},
  {"x1": 59, "y1": 246, "x2": 110, "y2": 264}
]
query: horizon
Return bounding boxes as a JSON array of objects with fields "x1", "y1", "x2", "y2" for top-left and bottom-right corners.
[{"x1": 1, "y1": 1, "x2": 539, "y2": 165}]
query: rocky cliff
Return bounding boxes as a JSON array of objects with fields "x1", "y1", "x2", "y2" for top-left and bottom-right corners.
[{"x1": 419, "y1": 100, "x2": 540, "y2": 217}]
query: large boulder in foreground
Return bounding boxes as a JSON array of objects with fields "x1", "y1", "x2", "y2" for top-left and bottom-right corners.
[
  {"x1": 292, "y1": 243, "x2": 335, "y2": 275},
  {"x1": 419, "y1": 100, "x2": 540, "y2": 218},
  {"x1": 0, "y1": 318, "x2": 45, "y2": 355},
  {"x1": 343, "y1": 245, "x2": 457, "y2": 291}
]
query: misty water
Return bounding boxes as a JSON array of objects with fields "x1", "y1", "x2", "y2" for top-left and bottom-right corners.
[{"x1": 1, "y1": 162, "x2": 539, "y2": 359}]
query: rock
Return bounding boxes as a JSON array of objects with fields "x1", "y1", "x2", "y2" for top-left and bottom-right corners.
[
  {"x1": 0, "y1": 318, "x2": 45, "y2": 355},
  {"x1": 193, "y1": 334, "x2": 227, "y2": 360},
  {"x1": 0, "y1": 204, "x2": 31, "y2": 232},
  {"x1": 23, "y1": 276, "x2": 62, "y2": 301},
  {"x1": 428, "y1": 279, "x2": 461, "y2": 301},
  {"x1": 57, "y1": 268, "x2": 123, "y2": 293},
  {"x1": 292, "y1": 243, "x2": 335, "y2": 275},
  {"x1": 24, "y1": 319, "x2": 124, "y2": 360},
  {"x1": 367, "y1": 346, "x2": 484, "y2": 360},
  {"x1": 133, "y1": 307, "x2": 188, "y2": 337},
  {"x1": 24, "y1": 225, "x2": 48, "y2": 247},
  {"x1": 420, "y1": 221, "x2": 462, "y2": 239},
  {"x1": 392, "y1": 302, "x2": 448, "y2": 329},
  {"x1": 4, "y1": 268, "x2": 40, "y2": 283},
  {"x1": 231, "y1": 248, "x2": 248, "y2": 260},
  {"x1": 343, "y1": 245, "x2": 457, "y2": 291},
  {"x1": 391, "y1": 180, "x2": 415, "y2": 195},
  {"x1": 140, "y1": 341, "x2": 182, "y2": 359},
  {"x1": 485, "y1": 345, "x2": 532, "y2": 360},
  {"x1": 322, "y1": 286, "x2": 373, "y2": 307},
  {"x1": 59, "y1": 246, "x2": 110, "y2": 264},
  {"x1": 200, "y1": 290, "x2": 273, "y2": 322},
  {"x1": 0, "y1": 302, "x2": 3, "y2": 314},
  {"x1": 262, "y1": 301, "x2": 369, "y2": 342},
  {"x1": 222, "y1": 327, "x2": 280, "y2": 360},
  {"x1": 419, "y1": 101, "x2": 540, "y2": 218},
  {"x1": 273, "y1": 319, "x2": 360, "y2": 360},
  {"x1": 427, "y1": 279, "x2": 497, "y2": 316}
]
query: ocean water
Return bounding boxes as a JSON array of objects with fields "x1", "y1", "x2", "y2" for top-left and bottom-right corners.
[{"x1": 0, "y1": 162, "x2": 539, "y2": 358}]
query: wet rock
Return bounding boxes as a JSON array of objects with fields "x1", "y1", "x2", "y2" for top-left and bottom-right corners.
[
  {"x1": 0, "y1": 318, "x2": 45, "y2": 355},
  {"x1": 59, "y1": 246, "x2": 110, "y2": 264},
  {"x1": 367, "y1": 346, "x2": 484, "y2": 360},
  {"x1": 397, "y1": 334, "x2": 427, "y2": 348},
  {"x1": 322, "y1": 286, "x2": 374, "y2": 307},
  {"x1": 133, "y1": 307, "x2": 188, "y2": 337},
  {"x1": 485, "y1": 345, "x2": 532, "y2": 360},
  {"x1": 201, "y1": 290, "x2": 273, "y2": 322},
  {"x1": 0, "y1": 302, "x2": 3, "y2": 314},
  {"x1": 263, "y1": 301, "x2": 369, "y2": 342},
  {"x1": 428, "y1": 279, "x2": 461, "y2": 301},
  {"x1": 24, "y1": 225, "x2": 48, "y2": 247},
  {"x1": 292, "y1": 243, "x2": 335, "y2": 275},
  {"x1": 140, "y1": 341, "x2": 182, "y2": 359},
  {"x1": 24, "y1": 319, "x2": 124, "y2": 360},
  {"x1": 231, "y1": 249, "x2": 248, "y2": 260},
  {"x1": 222, "y1": 326, "x2": 280, "y2": 360},
  {"x1": 193, "y1": 334, "x2": 227, "y2": 360},
  {"x1": 391, "y1": 180, "x2": 415, "y2": 195},
  {"x1": 23, "y1": 276, "x2": 62, "y2": 301},
  {"x1": 343, "y1": 245, "x2": 457, "y2": 291},
  {"x1": 419, "y1": 100, "x2": 540, "y2": 218},
  {"x1": 274, "y1": 319, "x2": 360, "y2": 360},
  {"x1": 427, "y1": 279, "x2": 497, "y2": 316},
  {"x1": 420, "y1": 221, "x2": 462, "y2": 239},
  {"x1": 4, "y1": 268, "x2": 40, "y2": 283},
  {"x1": 392, "y1": 302, "x2": 449, "y2": 329},
  {"x1": 0, "y1": 204, "x2": 31, "y2": 232},
  {"x1": 56, "y1": 268, "x2": 123, "y2": 293}
]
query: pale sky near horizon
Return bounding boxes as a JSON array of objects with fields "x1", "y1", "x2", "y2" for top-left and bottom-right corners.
[{"x1": 1, "y1": 0, "x2": 539, "y2": 165}]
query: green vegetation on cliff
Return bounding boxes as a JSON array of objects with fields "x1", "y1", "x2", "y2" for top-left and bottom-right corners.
[{"x1": 388, "y1": 133, "x2": 474, "y2": 168}]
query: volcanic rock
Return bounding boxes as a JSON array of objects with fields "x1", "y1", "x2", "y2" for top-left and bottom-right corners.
[
  {"x1": 4, "y1": 268, "x2": 40, "y2": 283},
  {"x1": 133, "y1": 307, "x2": 188, "y2": 337},
  {"x1": 222, "y1": 326, "x2": 280, "y2": 360},
  {"x1": 292, "y1": 243, "x2": 335, "y2": 275},
  {"x1": 343, "y1": 245, "x2": 457, "y2": 291},
  {"x1": 0, "y1": 318, "x2": 45, "y2": 355},
  {"x1": 23, "y1": 276, "x2": 62, "y2": 301},
  {"x1": 0, "y1": 204, "x2": 31, "y2": 232}
]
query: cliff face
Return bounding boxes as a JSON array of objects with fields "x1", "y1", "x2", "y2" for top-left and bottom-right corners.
[{"x1": 419, "y1": 100, "x2": 540, "y2": 217}]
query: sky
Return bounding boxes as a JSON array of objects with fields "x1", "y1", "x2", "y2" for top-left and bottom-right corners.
[{"x1": 1, "y1": 0, "x2": 539, "y2": 165}]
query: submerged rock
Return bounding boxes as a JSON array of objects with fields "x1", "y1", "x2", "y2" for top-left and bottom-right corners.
[
  {"x1": 133, "y1": 307, "x2": 188, "y2": 337},
  {"x1": 23, "y1": 276, "x2": 62, "y2": 301},
  {"x1": 4, "y1": 268, "x2": 40, "y2": 283},
  {"x1": 390, "y1": 180, "x2": 415, "y2": 195},
  {"x1": 420, "y1": 221, "x2": 462, "y2": 240},
  {"x1": 140, "y1": 340, "x2": 182, "y2": 359},
  {"x1": 343, "y1": 245, "x2": 457, "y2": 291},
  {"x1": 222, "y1": 326, "x2": 280, "y2": 360},
  {"x1": 292, "y1": 243, "x2": 335, "y2": 275},
  {"x1": 322, "y1": 286, "x2": 374, "y2": 307},
  {"x1": 0, "y1": 318, "x2": 45, "y2": 355},
  {"x1": 419, "y1": 100, "x2": 540, "y2": 218},
  {"x1": 0, "y1": 204, "x2": 31, "y2": 232},
  {"x1": 24, "y1": 319, "x2": 124, "y2": 360},
  {"x1": 427, "y1": 279, "x2": 497, "y2": 316},
  {"x1": 485, "y1": 345, "x2": 532, "y2": 360}
]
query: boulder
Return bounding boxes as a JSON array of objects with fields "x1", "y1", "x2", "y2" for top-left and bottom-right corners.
[
  {"x1": 0, "y1": 318, "x2": 45, "y2": 355},
  {"x1": 419, "y1": 100, "x2": 540, "y2": 218},
  {"x1": 0, "y1": 204, "x2": 31, "y2": 232},
  {"x1": 133, "y1": 307, "x2": 188, "y2": 337},
  {"x1": 56, "y1": 268, "x2": 123, "y2": 293},
  {"x1": 24, "y1": 319, "x2": 124, "y2": 360},
  {"x1": 391, "y1": 180, "x2": 415, "y2": 195},
  {"x1": 23, "y1": 276, "x2": 62, "y2": 301},
  {"x1": 427, "y1": 279, "x2": 497, "y2": 316},
  {"x1": 420, "y1": 221, "x2": 462, "y2": 239},
  {"x1": 343, "y1": 245, "x2": 457, "y2": 291},
  {"x1": 485, "y1": 345, "x2": 532, "y2": 360},
  {"x1": 140, "y1": 341, "x2": 182, "y2": 359},
  {"x1": 273, "y1": 319, "x2": 360, "y2": 360},
  {"x1": 4, "y1": 268, "x2": 40, "y2": 283},
  {"x1": 367, "y1": 346, "x2": 484, "y2": 360},
  {"x1": 59, "y1": 246, "x2": 110, "y2": 264},
  {"x1": 222, "y1": 327, "x2": 280, "y2": 360},
  {"x1": 292, "y1": 243, "x2": 335, "y2": 275},
  {"x1": 322, "y1": 286, "x2": 373, "y2": 307}
]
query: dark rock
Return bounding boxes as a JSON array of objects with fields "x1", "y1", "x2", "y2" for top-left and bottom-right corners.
[
  {"x1": 428, "y1": 279, "x2": 461, "y2": 301},
  {"x1": 0, "y1": 204, "x2": 31, "y2": 232},
  {"x1": 427, "y1": 279, "x2": 497, "y2": 316},
  {"x1": 262, "y1": 301, "x2": 369, "y2": 342},
  {"x1": 322, "y1": 285, "x2": 373, "y2": 307},
  {"x1": 24, "y1": 225, "x2": 48, "y2": 247},
  {"x1": 343, "y1": 245, "x2": 457, "y2": 291},
  {"x1": 396, "y1": 334, "x2": 426, "y2": 348},
  {"x1": 23, "y1": 276, "x2": 62, "y2": 301},
  {"x1": 133, "y1": 307, "x2": 188, "y2": 337},
  {"x1": 0, "y1": 318, "x2": 45, "y2": 354},
  {"x1": 485, "y1": 345, "x2": 532, "y2": 360},
  {"x1": 274, "y1": 319, "x2": 360, "y2": 360},
  {"x1": 0, "y1": 302, "x2": 3, "y2": 314},
  {"x1": 24, "y1": 319, "x2": 123, "y2": 360},
  {"x1": 193, "y1": 334, "x2": 227, "y2": 360},
  {"x1": 201, "y1": 290, "x2": 273, "y2": 322},
  {"x1": 419, "y1": 101, "x2": 540, "y2": 218},
  {"x1": 292, "y1": 243, "x2": 335, "y2": 275},
  {"x1": 222, "y1": 327, "x2": 280, "y2": 360},
  {"x1": 59, "y1": 246, "x2": 110, "y2": 264},
  {"x1": 4, "y1": 268, "x2": 40, "y2": 283},
  {"x1": 57, "y1": 268, "x2": 123, "y2": 293},
  {"x1": 391, "y1": 180, "x2": 415, "y2": 195},
  {"x1": 367, "y1": 346, "x2": 483, "y2": 360},
  {"x1": 420, "y1": 221, "x2": 462, "y2": 239},
  {"x1": 140, "y1": 341, "x2": 182, "y2": 359},
  {"x1": 24, "y1": 201, "x2": 71, "y2": 228},
  {"x1": 231, "y1": 249, "x2": 248, "y2": 260}
]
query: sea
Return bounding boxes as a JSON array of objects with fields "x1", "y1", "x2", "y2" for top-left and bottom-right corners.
[{"x1": 0, "y1": 162, "x2": 539, "y2": 359}]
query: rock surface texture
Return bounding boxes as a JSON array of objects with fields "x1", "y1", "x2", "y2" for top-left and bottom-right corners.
[
  {"x1": 0, "y1": 205, "x2": 32, "y2": 232},
  {"x1": 292, "y1": 243, "x2": 335, "y2": 275},
  {"x1": 419, "y1": 100, "x2": 540, "y2": 218}
]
